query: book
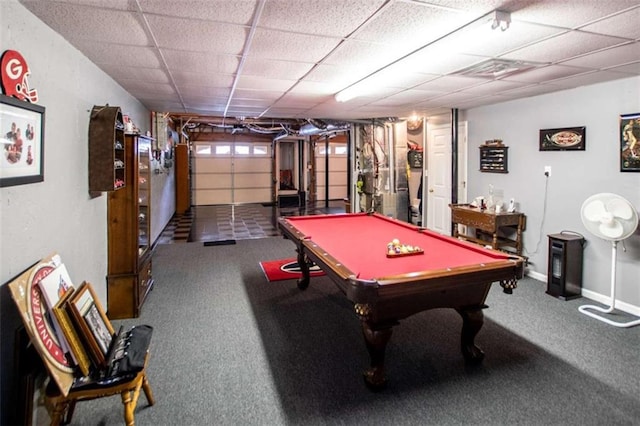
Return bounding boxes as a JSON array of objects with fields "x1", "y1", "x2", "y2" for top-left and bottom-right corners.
[{"x1": 37, "y1": 261, "x2": 75, "y2": 362}]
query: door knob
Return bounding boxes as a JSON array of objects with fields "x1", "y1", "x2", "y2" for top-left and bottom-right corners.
[{"x1": 429, "y1": 189, "x2": 434, "y2": 193}]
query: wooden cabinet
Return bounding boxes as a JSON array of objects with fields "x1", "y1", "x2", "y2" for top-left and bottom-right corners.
[
  {"x1": 175, "y1": 144, "x2": 191, "y2": 215},
  {"x1": 450, "y1": 204, "x2": 526, "y2": 256},
  {"x1": 107, "y1": 133, "x2": 154, "y2": 319},
  {"x1": 88, "y1": 105, "x2": 126, "y2": 191},
  {"x1": 479, "y1": 146, "x2": 508, "y2": 173}
]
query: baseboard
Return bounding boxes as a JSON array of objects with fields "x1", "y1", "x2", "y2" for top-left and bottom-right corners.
[
  {"x1": 525, "y1": 271, "x2": 640, "y2": 317},
  {"x1": 526, "y1": 269, "x2": 546, "y2": 282},
  {"x1": 580, "y1": 288, "x2": 640, "y2": 317}
]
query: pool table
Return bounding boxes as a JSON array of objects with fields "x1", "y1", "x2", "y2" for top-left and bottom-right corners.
[{"x1": 278, "y1": 212, "x2": 524, "y2": 389}]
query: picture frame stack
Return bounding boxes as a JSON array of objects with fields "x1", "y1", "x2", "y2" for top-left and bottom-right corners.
[{"x1": 6, "y1": 253, "x2": 150, "y2": 397}]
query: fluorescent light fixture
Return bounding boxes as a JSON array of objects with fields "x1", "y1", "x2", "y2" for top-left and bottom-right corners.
[{"x1": 335, "y1": 85, "x2": 366, "y2": 103}]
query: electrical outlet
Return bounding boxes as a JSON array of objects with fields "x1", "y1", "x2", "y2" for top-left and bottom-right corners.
[{"x1": 544, "y1": 166, "x2": 551, "y2": 177}]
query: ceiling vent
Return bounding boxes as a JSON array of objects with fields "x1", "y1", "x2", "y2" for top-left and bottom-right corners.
[{"x1": 453, "y1": 58, "x2": 541, "y2": 79}]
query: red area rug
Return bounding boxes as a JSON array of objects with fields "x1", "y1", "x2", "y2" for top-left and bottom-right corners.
[{"x1": 260, "y1": 258, "x2": 325, "y2": 282}]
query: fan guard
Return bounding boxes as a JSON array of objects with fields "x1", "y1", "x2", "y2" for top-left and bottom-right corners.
[
  {"x1": 581, "y1": 193, "x2": 638, "y2": 241},
  {"x1": 578, "y1": 193, "x2": 639, "y2": 328}
]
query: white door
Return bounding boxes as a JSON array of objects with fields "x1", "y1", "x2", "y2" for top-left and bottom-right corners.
[
  {"x1": 426, "y1": 122, "x2": 468, "y2": 235},
  {"x1": 426, "y1": 124, "x2": 451, "y2": 234}
]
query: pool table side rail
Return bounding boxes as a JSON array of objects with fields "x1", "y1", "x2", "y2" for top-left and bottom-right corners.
[{"x1": 278, "y1": 216, "x2": 524, "y2": 304}]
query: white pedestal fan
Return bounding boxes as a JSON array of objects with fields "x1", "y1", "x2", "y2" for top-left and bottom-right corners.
[{"x1": 579, "y1": 193, "x2": 640, "y2": 328}]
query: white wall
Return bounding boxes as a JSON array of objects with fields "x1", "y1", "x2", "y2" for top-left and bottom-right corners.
[
  {"x1": 466, "y1": 76, "x2": 640, "y2": 310},
  {"x1": 1, "y1": 0, "x2": 150, "y2": 304}
]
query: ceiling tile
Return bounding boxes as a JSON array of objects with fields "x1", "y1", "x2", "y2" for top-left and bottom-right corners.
[
  {"x1": 235, "y1": 75, "x2": 296, "y2": 91},
  {"x1": 287, "y1": 80, "x2": 339, "y2": 97},
  {"x1": 437, "y1": 21, "x2": 564, "y2": 58},
  {"x1": 499, "y1": 83, "x2": 565, "y2": 99},
  {"x1": 500, "y1": 64, "x2": 595, "y2": 84},
  {"x1": 183, "y1": 104, "x2": 228, "y2": 114},
  {"x1": 559, "y1": 42, "x2": 640, "y2": 70},
  {"x1": 248, "y1": 28, "x2": 339, "y2": 62},
  {"x1": 274, "y1": 92, "x2": 330, "y2": 107},
  {"x1": 502, "y1": 31, "x2": 630, "y2": 64},
  {"x1": 100, "y1": 65, "x2": 171, "y2": 84},
  {"x1": 549, "y1": 70, "x2": 635, "y2": 89},
  {"x1": 511, "y1": 1, "x2": 640, "y2": 28},
  {"x1": 175, "y1": 85, "x2": 231, "y2": 98},
  {"x1": 353, "y1": 1, "x2": 470, "y2": 51},
  {"x1": 413, "y1": 75, "x2": 487, "y2": 92},
  {"x1": 232, "y1": 89, "x2": 286, "y2": 101},
  {"x1": 578, "y1": 6, "x2": 640, "y2": 40},
  {"x1": 457, "y1": 80, "x2": 529, "y2": 96},
  {"x1": 120, "y1": 81, "x2": 176, "y2": 96},
  {"x1": 21, "y1": 1, "x2": 150, "y2": 46},
  {"x1": 147, "y1": 15, "x2": 248, "y2": 54},
  {"x1": 260, "y1": 0, "x2": 387, "y2": 37},
  {"x1": 72, "y1": 41, "x2": 162, "y2": 68},
  {"x1": 400, "y1": 49, "x2": 489, "y2": 76},
  {"x1": 606, "y1": 61, "x2": 640, "y2": 74},
  {"x1": 241, "y1": 58, "x2": 314, "y2": 80},
  {"x1": 138, "y1": 0, "x2": 258, "y2": 24},
  {"x1": 172, "y1": 71, "x2": 235, "y2": 88},
  {"x1": 162, "y1": 50, "x2": 240, "y2": 74}
]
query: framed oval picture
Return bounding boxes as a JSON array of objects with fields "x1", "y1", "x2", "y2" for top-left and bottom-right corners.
[{"x1": 539, "y1": 127, "x2": 585, "y2": 151}]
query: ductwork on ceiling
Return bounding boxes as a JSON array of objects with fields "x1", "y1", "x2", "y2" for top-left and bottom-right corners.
[
  {"x1": 174, "y1": 114, "x2": 351, "y2": 138},
  {"x1": 298, "y1": 119, "x2": 351, "y2": 136}
]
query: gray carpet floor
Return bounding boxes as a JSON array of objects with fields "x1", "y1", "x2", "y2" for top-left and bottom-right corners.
[{"x1": 63, "y1": 238, "x2": 640, "y2": 425}]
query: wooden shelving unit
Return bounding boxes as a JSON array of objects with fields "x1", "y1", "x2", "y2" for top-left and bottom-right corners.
[
  {"x1": 88, "y1": 105, "x2": 126, "y2": 191},
  {"x1": 175, "y1": 143, "x2": 191, "y2": 215},
  {"x1": 479, "y1": 145, "x2": 508, "y2": 173},
  {"x1": 106, "y1": 133, "x2": 154, "y2": 319}
]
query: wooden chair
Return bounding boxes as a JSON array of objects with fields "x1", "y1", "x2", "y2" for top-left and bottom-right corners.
[
  {"x1": 7, "y1": 257, "x2": 156, "y2": 425},
  {"x1": 44, "y1": 359, "x2": 155, "y2": 426}
]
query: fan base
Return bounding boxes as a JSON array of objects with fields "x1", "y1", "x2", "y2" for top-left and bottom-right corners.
[{"x1": 579, "y1": 304, "x2": 640, "y2": 328}]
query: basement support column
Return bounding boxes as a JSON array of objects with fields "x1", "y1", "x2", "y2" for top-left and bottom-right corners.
[
  {"x1": 325, "y1": 135, "x2": 330, "y2": 209},
  {"x1": 451, "y1": 108, "x2": 459, "y2": 235},
  {"x1": 298, "y1": 138, "x2": 305, "y2": 208}
]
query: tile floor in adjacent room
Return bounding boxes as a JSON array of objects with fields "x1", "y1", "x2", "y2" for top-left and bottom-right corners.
[{"x1": 157, "y1": 200, "x2": 346, "y2": 244}]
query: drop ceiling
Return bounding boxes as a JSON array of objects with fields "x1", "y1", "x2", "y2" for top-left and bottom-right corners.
[{"x1": 19, "y1": 0, "x2": 640, "y2": 125}]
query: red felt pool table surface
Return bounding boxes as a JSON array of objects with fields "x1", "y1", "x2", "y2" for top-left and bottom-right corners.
[{"x1": 281, "y1": 212, "x2": 512, "y2": 281}]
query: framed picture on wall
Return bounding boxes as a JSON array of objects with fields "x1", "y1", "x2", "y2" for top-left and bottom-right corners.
[
  {"x1": 620, "y1": 113, "x2": 640, "y2": 172},
  {"x1": 539, "y1": 126, "x2": 585, "y2": 151},
  {"x1": 0, "y1": 94, "x2": 45, "y2": 187}
]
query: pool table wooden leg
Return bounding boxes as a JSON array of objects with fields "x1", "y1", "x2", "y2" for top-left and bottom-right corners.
[
  {"x1": 360, "y1": 320, "x2": 394, "y2": 390},
  {"x1": 296, "y1": 249, "x2": 310, "y2": 290},
  {"x1": 457, "y1": 305, "x2": 487, "y2": 363}
]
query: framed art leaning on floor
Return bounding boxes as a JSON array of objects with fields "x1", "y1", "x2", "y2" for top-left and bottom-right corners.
[{"x1": 68, "y1": 282, "x2": 115, "y2": 369}]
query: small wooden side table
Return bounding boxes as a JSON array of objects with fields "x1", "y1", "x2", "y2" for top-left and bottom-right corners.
[{"x1": 449, "y1": 204, "x2": 526, "y2": 256}]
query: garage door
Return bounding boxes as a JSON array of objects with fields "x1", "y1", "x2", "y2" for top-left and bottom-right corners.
[
  {"x1": 315, "y1": 141, "x2": 348, "y2": 202},
  {"x1": 192, "y1": 141, "x2": 272, "y2": 205}
]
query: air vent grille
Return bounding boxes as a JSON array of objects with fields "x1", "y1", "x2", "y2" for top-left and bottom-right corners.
[{"x1": 453, "y1": 58, "x2": 541, "y2": 78}]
